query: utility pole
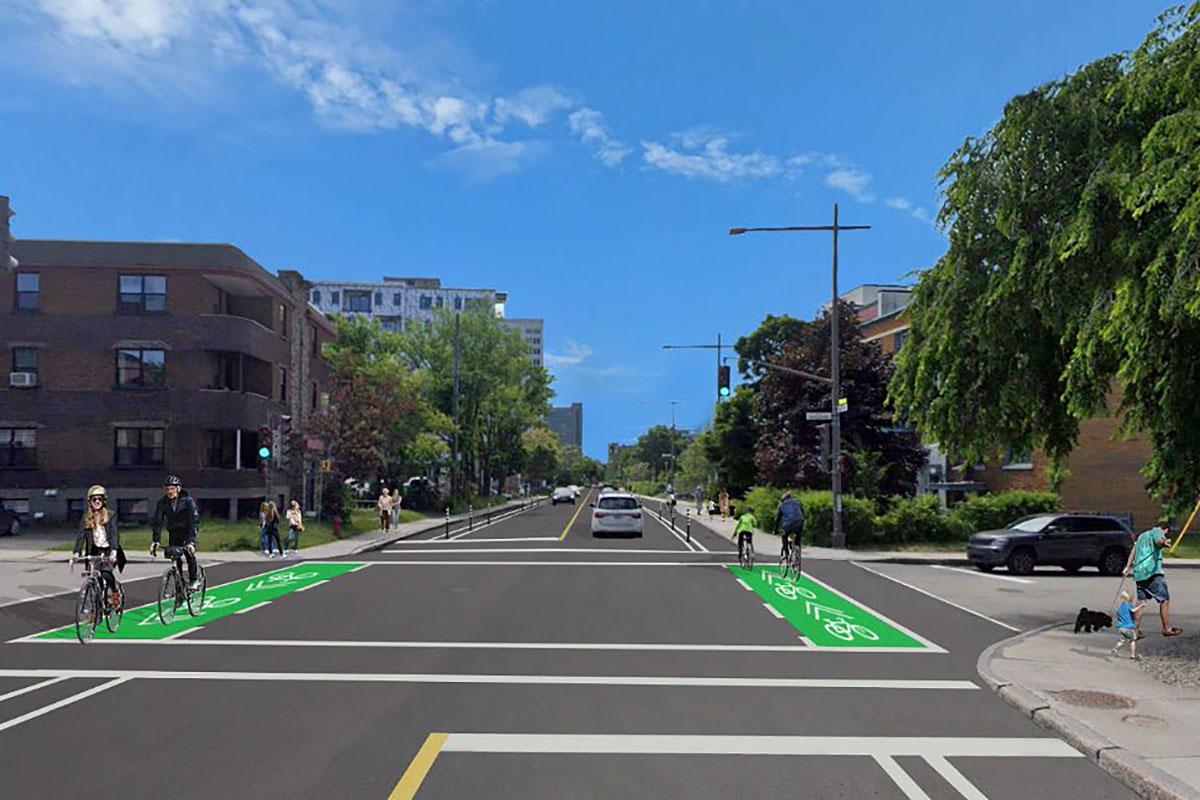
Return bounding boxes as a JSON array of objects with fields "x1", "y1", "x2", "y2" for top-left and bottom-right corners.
[
  {"x1": 729, "y1": 203, "x2": 870, "y2": 549},
  {"x1": 668, "y1": 400, "x2": 678, "y2": 492},
  {"x1": 452, "y1": 312, "x2": 461, "y2": 502}
]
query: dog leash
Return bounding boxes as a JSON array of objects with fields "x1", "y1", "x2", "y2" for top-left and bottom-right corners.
[{"x1": 1107, "y1": 542, "x2": 1162, "y2": 615}]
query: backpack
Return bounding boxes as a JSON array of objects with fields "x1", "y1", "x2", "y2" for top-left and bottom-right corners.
[{"x1": 779, "y1": 498, "x2": 804, "y2": 532}]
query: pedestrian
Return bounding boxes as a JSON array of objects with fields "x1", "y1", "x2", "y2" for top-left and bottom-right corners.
[
  {"x1": 391, "y1": 487, "x2": 402, "y2": 529},
  {"x1": 377, "y1": 487, "x2": 393, "y2": 532},
  {"x1": 262, "y1": 501, "x2": 284, "y2": 558},
  {"x1": 719, "y1": 488, "x2": 730, "y2": 519},
  {"x1": 1123, "y1": 517, "x2": 1183, "y2": 637},
  {"x1": 259, "y1": 499, "x2": 272, "y2": 557},
  {"x1": 694, "y1": 485, "x2": 704, "y2": 513},
  {"x1": 285, "y1": 499, "x2": 304, "y2": 555},
  {"x1": 1111, "y1": 590, "x2": 1145, "y2": 660}
]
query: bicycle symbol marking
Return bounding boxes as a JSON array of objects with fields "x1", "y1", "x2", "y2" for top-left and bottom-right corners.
[{"x1": 754, "y1": 569, "x2": 880, "y2": 644}]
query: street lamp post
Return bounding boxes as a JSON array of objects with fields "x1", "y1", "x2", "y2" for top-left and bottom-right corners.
[{"x1": 729, "y1": 202, "x2": 870, "y2": 549}]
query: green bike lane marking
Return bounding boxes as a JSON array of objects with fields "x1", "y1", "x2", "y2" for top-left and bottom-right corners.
[
  {"x1": 727, "y1": 566, "x2": 943, "y2": 651},
  {"x1": 35, "y1": 562, "x2": 365, "y2": 641}
]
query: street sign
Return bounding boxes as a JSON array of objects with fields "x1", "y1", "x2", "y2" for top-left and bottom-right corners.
[
  {"x1": 319, "y1": 459, "x2": 332, "y2": 473},
  {"x1": 806, "y1": 411, "x2": 833, "y2": 421},
  {"x1": 838, "y1": 397, "x2": 849, "y2": 412}
]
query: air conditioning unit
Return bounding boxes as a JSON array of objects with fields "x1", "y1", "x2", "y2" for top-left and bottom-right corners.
[{"x1": 9, "y1": 372, "x2": 37, "y2": 388}]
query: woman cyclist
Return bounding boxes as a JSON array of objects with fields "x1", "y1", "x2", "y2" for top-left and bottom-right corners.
[{"x1": 72, "y1": 485, "x2": 122, "y2": 610}]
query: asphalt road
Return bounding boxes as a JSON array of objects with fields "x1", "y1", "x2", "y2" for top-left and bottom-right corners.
[{"x1": 0, "y1": 495, "x2": 1134, "y2": 799}]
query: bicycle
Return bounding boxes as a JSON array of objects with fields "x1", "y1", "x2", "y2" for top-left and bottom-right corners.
[
  {"x1": 737, "y1": 534, "x2": 755, "y2": 570},
  {"x1": 155, "y1": 545, "x2": 207, "y2": 624},
  {"x1": 71, "y1": 555, "x2": 124, "y2": 644},
  {"x1": 778, "y1": 531, "x2": 802, "y2": 579}
]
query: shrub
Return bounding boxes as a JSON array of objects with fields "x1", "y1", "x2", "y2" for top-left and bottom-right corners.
[
  {"x1": 742, "y1": 487, "x2": 874, "y2": 547},
  {"x1": 628, "y1": 480, "x2": 665, "y2": 496},
  {"x1": 949, "y1": 491, "x2": 1059, "y2": 534},
  {"x1": 322, "y1": 481, "x2": 354, "y2": 521},
  {"x1": 743, "y1": 486, "x2": 784, "y2": 529},
  {"x1": 877, "y1": 495, "x2": 971, "y2": 545}
]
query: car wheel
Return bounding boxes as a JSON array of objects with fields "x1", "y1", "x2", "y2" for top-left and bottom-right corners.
[
  {"x1": 1007, "y1": 548, "x2": 1036, "y2": 575},
  {"x1": 1061, "y1": 563, "x2": 1083, "y2": 573},
  {"x1": 1099, "y1": 548, "x2": 1126, "y2": 577},
  {"x1": 975, "y1": 564, "x2": 995, "y2": 573}
]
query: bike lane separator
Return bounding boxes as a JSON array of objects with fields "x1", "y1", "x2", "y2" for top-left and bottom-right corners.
[
  {"x1": 27, "y1": 562, "x2": 365, "y2": 642},
  {"x1": 727, "y1": 566, "x2": 944, "y2": 651}
]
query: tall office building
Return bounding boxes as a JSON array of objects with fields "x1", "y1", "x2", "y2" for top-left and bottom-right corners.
[
  {"x1": 501, "y1": 318, "x2": 544, "y2": 367},
  {"x1": 547, "y1": 403, "x2": 583, "y2": 449}
]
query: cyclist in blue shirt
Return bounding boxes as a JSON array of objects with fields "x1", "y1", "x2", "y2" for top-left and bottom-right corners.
[{"x1": 774, "y1": 492, "x2": 804, "y2": 559}]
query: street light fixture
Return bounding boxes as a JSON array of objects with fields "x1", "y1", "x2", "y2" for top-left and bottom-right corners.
[{"x1": 728, "y1": 203, "x2": 870, "y2": 549}]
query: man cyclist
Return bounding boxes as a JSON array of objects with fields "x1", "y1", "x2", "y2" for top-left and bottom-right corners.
[
  {"x1": 150, "y1": 475, "x2": 200, "y2": 590},
  {"x1": 774, "y1": 491, "x2": 804, "y2": 564},
  {"x1": 733, "y1": 506, "x2": 757, "y2": 562}
]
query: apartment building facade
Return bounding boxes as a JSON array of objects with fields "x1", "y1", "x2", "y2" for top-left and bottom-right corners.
[
  {"x1": 0, "y1": 201, "x2": 334, "y2": 524},
  {"x1": 501, "y1": 318, "x2": 544, "y2": 367},
  {"x1": 547, "y1": 403, "x2": 583, "y2": 449}
]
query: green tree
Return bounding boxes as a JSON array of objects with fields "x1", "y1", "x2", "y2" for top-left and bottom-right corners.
[
  {"x1": 701, "y1": 387, "x2": 758, "y2": 494},
  {"x1": 634, "y1": 425, "x2": 691, "y2": 482},
  {"x1": 522, "y1": 427, "x2": 562, "y2": 484},
  {"x1": 890, "y1": 6, "x2": 1200, "y2": 508}
]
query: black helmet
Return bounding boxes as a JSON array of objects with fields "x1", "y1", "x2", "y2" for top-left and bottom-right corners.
[{"x1": 163, "y1": 475, "x2": 182, "y2": 487}]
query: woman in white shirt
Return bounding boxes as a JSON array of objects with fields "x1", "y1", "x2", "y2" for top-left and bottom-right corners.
[
  {"x1": 285, "y1": 500, "x2": 304, "y2": 555},
  {"x1": 72, "y1": 485, "x2": 122, "y2": 609}
]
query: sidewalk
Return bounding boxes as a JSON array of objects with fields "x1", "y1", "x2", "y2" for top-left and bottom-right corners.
[{"x1": 981, "y1": 624, "x2": 1200, "y2": 800}]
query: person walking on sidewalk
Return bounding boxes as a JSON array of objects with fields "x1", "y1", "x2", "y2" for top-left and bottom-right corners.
[
  {"x1": 285, "y1": 499, "x2": 304, "y2": 555},
  {"x1": 377, "y1": 487, "x2": 393, "y2": 533},
  {"x1": 1124, "y1": 519, "x2": 1182, "y2": 637},
  {"x1": 1112, "y1": 591, "x2": 1145, "y2": 660},
  {"x1": 261, "y1": 501, "x2": 284, "y2": 558},
  {"x1": 391, "y1": 487, "x2": 402, "y2": 529}
]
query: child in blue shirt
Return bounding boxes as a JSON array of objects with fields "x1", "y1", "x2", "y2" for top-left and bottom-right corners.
[{"x1": 1111, "y1": 591, "x2": 1146, "y2": 660}]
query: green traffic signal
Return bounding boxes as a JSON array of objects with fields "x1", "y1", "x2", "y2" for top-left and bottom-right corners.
[
  {"x1": 717, "y1": 364, "x2": 731, "y2": 397},
  {"x1": 258, "y1": 446, "x2": 271, "y2": 459},
  {"x1": 719, "y1": 385, "x2": 731, "y2": 397}
]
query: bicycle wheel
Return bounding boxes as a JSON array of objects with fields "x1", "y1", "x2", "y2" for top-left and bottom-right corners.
[
  {"x1": 186, "y1": 564, "x2": 207, "y2": 616},
  {"x1": 157, "y1": 567, "x2": 178, "y2": 625},
  {"x1": 746, "y1": 543, "x2": 755, "y2": 570},
  {"x1": 778, "y1": 551, "x2": 790, "y2": 578},
  {"x1": 75, "y1": 580, "x2": 99, "y2": 644},
  {"x1": 105, "y1": 582, "x2": 124, "y2": 633}
]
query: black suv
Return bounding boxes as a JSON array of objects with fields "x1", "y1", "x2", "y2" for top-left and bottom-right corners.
[{"x1": 966, "y1": 513, "x2": 1131, "y2": 575}]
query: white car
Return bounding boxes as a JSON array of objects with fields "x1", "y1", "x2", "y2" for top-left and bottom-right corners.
[
  {"x1": 590, "y1": 493, "x2": 644, "y2": 537},
  {"x1": 551, "y1": 487, "x2": 575, "y2": 505},
  {"x1": 568, "y1": 484, "x2": 581, "y2": 498}
]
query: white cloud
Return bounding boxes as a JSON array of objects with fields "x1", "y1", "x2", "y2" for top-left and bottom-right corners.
[
  {"x1": 545, "y1": 341, "x2": 594, "y2": 368},
  {"x1": 641, "y1": 130, "x2": 780, "y2": 183},
  {"x1": 568, "y1": 107, "x2": 630, "y2": 168},
  {"x1": 885, "y1": 196, "x2": 912, "y2": 210},
  {"x1": 427, "y1": 139, "x2": 545, "y2": 182},
  {"x1": 824, "y1": 168, "x2": 875, "y2": 202},
  {"x1": 494, "y1": 85, "x2": 572, "y2": 128}
]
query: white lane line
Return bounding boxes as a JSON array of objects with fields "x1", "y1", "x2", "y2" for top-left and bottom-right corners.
[
  {"x1": 852, "y1": 562, "x2": 1020, "y2": 633},
  {"x1": 930, "y1": 565, "x2": 1034, "y2": 585},
  {"x1": 736, "y1": 578, "x2": 752, "y2": 591},
  {"x1": 381, "y1": 548, "x2": 716, "y2": 555},
  {"x1": 0, "y1": 669, "x2": 980, "y2": 690},
  {"x1": 235, "y1": 601, "x2": 271, "y2": 615},
  {"x1": 925, "y1": 755, "x2": 989, "y2": 799},
  {"x1": 441, "y1": 734, "x2": 1078, "y2": 758},
  {"x1": 392, "y1": 537, "x2": 560, "y2": 545},
  {"x1": 0, "y1": 677, "x2": 69, "y2": 704},
  {"x1": 358, "y1": 561, "x2": 731, "y2": 567},
  {"x1": 163, "y1": 626, "x2": 203, "y2": 641},
  {"x1": 763, "y1": 603, "x2": 784, "y2": 619},
  {"x1": 348, "y1": 564, "x2": 371, "y2": 572},
  {"x1": 446, "y1": 504, "x2": 541, "y2": 541},
  {"x1": 801, "y1": 571, "x2": 947, "y2": 654},
  {"x1": 0, "y1": 560, "x2": 222, "y2": 610},
  {"x1": 295, "y1": 579, "x2": 329, "y2": 593},
  {"x1": 874, "y1": 755, "x2": 931, "y2": 800},
  {"x1": 644, "y1": 507, "x2": 708, "y2": 553},
  {"x1": 0, "y1": 678, "x2": 130, "y2": 734},
  {"x1": 12, "y1": 638, "x2": 941, "y2": 654}
]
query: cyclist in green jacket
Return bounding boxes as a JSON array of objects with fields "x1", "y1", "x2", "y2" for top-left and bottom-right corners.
[{"x1": 733, "y1": 507, "x2": 757, "y2": 563}]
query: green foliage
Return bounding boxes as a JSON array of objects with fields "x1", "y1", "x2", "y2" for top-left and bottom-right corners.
[
  {"x1": 949, "y1": 491, "x2": 1060, "y2": 534},
  {"x1": 522, "y1": 427, "x2": 562, "y2": 483},
  {"x1": 891, "y1": 7, "x2": 1200, "y2": 511},
  {"x1": 702, "y1": 387, "x2": 759, "y2": 494},
  {"x1": 629, "y1": 480, "x2": 665, "y2": 496},
  {"x1": 877, "y1": 495, "x2": 971, "y2": 545},
  {"x1": 321, "y1": 480, "x2": 354, "y2": 521},
  {"x1": 742, "y1": 486, "x2": 874, "y2": 547}
]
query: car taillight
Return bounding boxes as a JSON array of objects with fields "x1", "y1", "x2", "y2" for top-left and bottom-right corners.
[
  {"x1": 594, "y1": 512, "x2": 605, "y2": 518},
  {"x1": 632, "y1": 513, "x2": 641, "y2": 519}
]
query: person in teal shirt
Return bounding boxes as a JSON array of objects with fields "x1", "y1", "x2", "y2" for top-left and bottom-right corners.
[
  {"x1": 733, "y1": 508, "x2": 757, "y2": 563},
  {"x1": 1123, "y1": 519, "x2": 1182, "y2": 637}
]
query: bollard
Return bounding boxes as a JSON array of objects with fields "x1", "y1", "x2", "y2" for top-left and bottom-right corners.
[
  {"x1": 445, "y1": 507, "x2": 450, "y2": 539},
  {"x1": 468, "y1": 503, "x2": 473, "y2": 531},
  {"x1": 487, "y1": 507, "x2": 492, "y2": 525},
  {"x1": 686, "y1": 509, "x2": 691, "y2": 543}
]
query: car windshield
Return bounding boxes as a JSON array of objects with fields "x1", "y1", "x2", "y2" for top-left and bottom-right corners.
[
  {"x1": 598, "y1": 497, "x2": 638, "y2": 510},
  {"x1": 1010, "y1": 515, "x2": 1057, "y2": 532}
]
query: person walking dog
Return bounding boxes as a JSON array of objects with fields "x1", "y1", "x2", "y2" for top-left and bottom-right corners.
[{"x1": 1124, "y1": 518, "x2": 1182, "y2": 638}]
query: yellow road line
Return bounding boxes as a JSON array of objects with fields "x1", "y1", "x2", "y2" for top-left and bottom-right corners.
[
  {"x1": 389, "y1": 732, "x2": 448, "y2": 800},
  {"x1": 559, "y1": 489, "x2": 593, "y2": 541}
]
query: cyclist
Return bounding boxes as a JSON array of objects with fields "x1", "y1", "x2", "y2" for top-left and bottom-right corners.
[
  {"x1": 150, "y1": 475, "x2": 201, "y2": 590},
  {"x1": 72, "y1": 485, "x2": 123, "y2": 609},
  {"x1": 774, "y1": 491, "x2": 804, "y2": 565},
  {"x1": 732, "y1": 506, "x2": 757, "y2": 563}
]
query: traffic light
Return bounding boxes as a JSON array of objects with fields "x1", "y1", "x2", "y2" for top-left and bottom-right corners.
[
  {"x1": 717, "y1": 364, "x2": 731, "y2": 398},
  {"x1": 257, "y1": 425, "x2": 272, "y2": 468}
]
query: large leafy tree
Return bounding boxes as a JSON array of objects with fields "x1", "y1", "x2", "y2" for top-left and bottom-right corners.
[
  {"x1": 700, "y1": 387, "x2": 758, "y2": 494},
  {"x1": 634, "y1": 425, "x2": 691, "y2": 482},
  {"x1": 890, "y1": 6, "x2": 1200, "y2": 507},
  {"x1": 522, "y1": 427, "x2": 562, "y2": 484},
  {"x1": 749, "y1": 304, "x2": 925, "y2": 496}
]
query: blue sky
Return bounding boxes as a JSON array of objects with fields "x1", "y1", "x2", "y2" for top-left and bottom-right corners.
[{"x1": 0, "y1": 1, "x2": 1161, "y2": 459}]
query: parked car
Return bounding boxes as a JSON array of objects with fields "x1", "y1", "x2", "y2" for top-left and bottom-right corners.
[
  {"x1": 966, "y1": 513, "x2": 1131, "y2": 575},
  {"x1": 551, "y1": 487, "x2": 576, "y2": 505},
  {"x1": 591, "y1": 493, "x2": 644, "y2": 537},
  {"x1": 0, "y1": 506, "x2": 19, "y2": 536}
]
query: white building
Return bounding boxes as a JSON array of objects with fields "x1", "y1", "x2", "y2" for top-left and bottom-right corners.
[
  {"x1": 502, "y1": 318, "x2": 544, "y2": 367},
  {"x1": 307, "y1": 276, "x2": 507, "y2": 333}
]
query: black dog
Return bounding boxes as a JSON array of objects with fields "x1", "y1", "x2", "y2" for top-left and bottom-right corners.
[{"x1": 1074, "y1": 607, "x2": 1113, "y2": 633}]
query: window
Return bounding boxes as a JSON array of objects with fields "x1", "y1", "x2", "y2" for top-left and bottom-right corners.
[
  {"x1": 16, "y1": 273, "x2": 39, "y2": 311},
  {"x1": 1011, "y1": 515, "x2": 1057, "y2": 532},
  {"x1": 346, "y1": 291, "x2": 371, "y2": 313},
  {"x1": 0, "y1": 428, "x2": 36, "y2": 468},
  {"x1": 116, "y1": 498, "x2": 151, "y2": 525},
  {"x1": 330, "y1": 291, "x2": 340, "y2": 306},
  {"x1": 279, "y1": 304, "x2": 288, "y2": 338},
  {"x1": 67, "y1": 498, "x2": 86, "y2": 525},
  {"x1": 311, "y1": 290, "x2": 321, "y2": 304},
  {"x1": 12, "y1": 347, "x2": 37, "y2": 376},
  {"x1": 435, "y1": 296, "x2": 444, "y2": 308},
  {"x1": 311, "y1": 382, "x2": 318, "y2": 412},
  {"x1": 116, "y1": 349, "x2": 165, "y2": 389},
  {"x1": 1002, "y1": 449, "x2": 1033, "y2": 470},
  {"x1": 597, "y1": 496, "x2": 639, "y2": 510},
  {"x1": 374, "y1": 291, "x2": 383, "y2": 305},
  {"x1": 419, "y1": 295, "x2": 432, "y2": 310},
  {"x1": 205, "y1": 430, "x2": 233, "y2": 468},
  {"x1": 454, "y1": 297, "x2": 463, "y2": 310},
  {"x1": 114, "y1": 428, "x2": 165, "y2": 467},
  {"x1": 1, "y1": 498, "x2": 30, "y2": 516},
  {"x1": 279, "y1": 366, "x2": 288, "y2": 403},
  {"x1": 118, "y1": 274, "x2": 167, "y2": 313},
  {"x1": 893, "y1": 329, "x2": 909, "y2": 351},
  {"x1": 311, "y1": 325, "x2": 320, "y2": 357},
  {"x1": 393, "y1": 292, "x2": 402, "y2": 305}
]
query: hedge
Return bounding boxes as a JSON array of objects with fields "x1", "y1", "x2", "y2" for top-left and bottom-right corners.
[
  {"x1": 742, "y1": 487, "x2": 875, "y2": 547},
  {"x1": 948, "y1": 491, "x2": 1059, "y2": 534},
  {"x1": 877, "y1": 494, "x2": 971, "y2": 545}
]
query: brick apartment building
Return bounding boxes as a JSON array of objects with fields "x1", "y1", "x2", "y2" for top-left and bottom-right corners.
[
  {"x1": 0, "y1": 195, "x2": 335, "y2": 525},
  {"x1": 847, "y1": 283, "x2": 1163, "y2": 528}
]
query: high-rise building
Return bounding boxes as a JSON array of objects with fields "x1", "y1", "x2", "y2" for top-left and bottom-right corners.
[
  {"x1": 307, "y1": 276, "x2": 506, "y2": 332},
  {"x1": 546, "y1": 403, "x2": 583, "y2": 449},
  {"x1": 501, "y1": 318, "x2": 544, "y2": 367}
]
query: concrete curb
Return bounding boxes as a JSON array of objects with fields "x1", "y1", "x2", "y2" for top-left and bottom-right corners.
[{"x1": 977, "y1": 623, "x2": 1200, "y2": 800}]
